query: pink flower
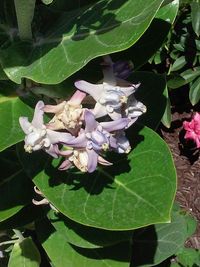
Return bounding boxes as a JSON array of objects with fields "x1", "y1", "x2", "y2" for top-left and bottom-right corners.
[{"x1": 183, "y1": 113, "x2": 200, "y2": 148}]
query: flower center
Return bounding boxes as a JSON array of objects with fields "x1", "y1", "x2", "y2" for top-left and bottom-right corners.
[{"x1": 99, "y1": 89, "x2": 127, "y2": 113}]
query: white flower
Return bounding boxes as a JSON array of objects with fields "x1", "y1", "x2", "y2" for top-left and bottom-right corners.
[
  {"x1": 75, "y1": 55, "x2": 146, "y2": 125},
  {"x1": 19, "y1": 101, "x2": 73, "y2": 157}
]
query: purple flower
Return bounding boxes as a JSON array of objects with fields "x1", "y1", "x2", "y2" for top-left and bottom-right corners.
[
  {"x1": 103, "y1": 55, "x2": 133, "y2": 79},
  {"x1": 19, "y1": 101, "x2": 73, "y2": 157},
  {"x1": 58, "y1": 110, "x2": 130, "y2": 173},
  {"x1": 74, "y1": 55, "x2": 146, "y2": 124}
]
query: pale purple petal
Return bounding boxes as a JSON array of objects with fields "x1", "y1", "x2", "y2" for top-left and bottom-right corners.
[
  {"x1": 75, "y1": 80, "x2": 102, "y2": 102},
  {"x1": 32, "y1": 101, "x2": 45, "y2": 128},
  {"x1": 87, "y1": 149, "x2": 98, "y2": 173},
  {"x1": 56, "y1": 149, "x2": 73, "y2": 157},
  {"x1": 109, "y1": 135, "x2": 118, "y2": 149},
  {"x1": 109, "y1": 110, "x2": 122, "y2": 121},
  {"x1": 100, "y1": 118, "x2": 130, "y2": 132},
  {"x1": 45, "y1": 145, "x2": 59, "y2": 158},
  {"x1": 102, "y1": 55, "x2": 116, "y2": 86},
  {"x1": 43, "y1": 102, "x2": 66, "y2": 113},
  {"x1": 69, "y1": 90, "x2": 86, "y2": 105},
  {"x1": 59, "y1": 159, "x2": 72, "y2": 170},
  {"x1": 47, "y1": 129, "x2": 73, "y2": 144},
  {"x1": 19, "y1": 117, "x2": 31, "y2": 134},
  {"x1": 98, "y1": 155, "x2": 113, "y2": 166},
  {"x1": 119, "y1": 85, "x2": 139, "y2": 97},
  {"x1": 93, "y1": 103, "x2": 107, "y2": 118},
  {"x1": 85, "y1": 110, "x2": 98, "y2": 132},
  {"x1": 63, "y1": 133, "x2": 87, "y2": 148}
]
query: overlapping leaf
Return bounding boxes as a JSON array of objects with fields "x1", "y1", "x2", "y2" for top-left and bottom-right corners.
[
  {"x1": 0, "y1": 0, "x2": 164, "y2": 84},
  {"x1": 36, "y1": 218, "x2": 131, "y2": 267},
  {"x1": 48, "y1": 210, "x2": 133, "y2": 249},
  {"x1": 0, "y1": 170, "x2": 33, "y2": 222},
  {"x1": 8, "y1": 237, "x2": 41, "y2": 267},
  {"x1": 0, "y1": 87, "x2": 33, "y2": 151},
  {"x1": 131, "y1": 208, "x2": 197, "y2": 266}
]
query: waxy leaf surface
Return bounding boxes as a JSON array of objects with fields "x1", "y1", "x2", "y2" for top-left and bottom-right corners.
[
  {"x1": 20, "y1": 126, "x2": 176, "y2": 230},
  {"x1": 0, "y1": 93, "x2": 33, "y2": 151},
  {"x1": 36, "y1": 218, "x2": 131, "y2": 267},
  {"x1": 0, "y1": 0, "x2": 163, "y2": 84}
]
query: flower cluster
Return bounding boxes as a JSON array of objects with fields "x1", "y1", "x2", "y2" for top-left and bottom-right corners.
[
  {"x1": 19, "y1": 56, "x2": 146, "y2": 173},
  {"x1": 183, "y1": 112, "x2": 200, "y2": 148}
]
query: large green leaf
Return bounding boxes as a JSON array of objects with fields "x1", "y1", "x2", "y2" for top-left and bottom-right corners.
[
  {"x1": 132, "y1": 72, "x2": 167, "y2": 129},
  {"x1": 131, "y1": 208, "x2": 196, "y2": 266},
  {"x1": 8, "y1": 237, "x2": 41, "y2": 267},
  {"x1": 0, "y1": 0, "x2": 164, "y2": 84},
  {"x1": 0, "y1": 94, "x2": 33, "y2": 151},
  {"x1": 0, "y1": 170, "x2": 33, "y2": 222},
  {"x1": 36, "y1": 218, "x2": 131, "y2": 267},
  {"x1": 20, "y1": 126, "x2": 176, "y2": 230},
  {"x1": 48, "y1": 210, "x2": 133, "y2": 249},
  {"x1": 128, "y1": 0, "x2": 179, "y2": 69},
  {"x1": 0, "y1": 205, "x2": 44, "y2": 231}
]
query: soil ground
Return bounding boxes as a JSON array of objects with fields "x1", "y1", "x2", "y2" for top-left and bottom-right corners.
[{"x1": 160, "y1": 89, "x2": 200, "y2": 249}]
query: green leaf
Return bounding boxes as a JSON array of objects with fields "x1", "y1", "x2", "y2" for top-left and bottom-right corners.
[
  {"x1": 0, "y1": 65, "x2": 8, "y2": 80},
  {"x1": 0, "y1": 0, "x2": 164, "y2": 84},
  {"x1": 170, "y1": 56, "x2": 187, "y2": 72},
  {"x1": 167, "y1": 74, "x2": 186, "y2": 89},
  {"x1": 124, "y1": 0, "x2": 179, "y2": 69},
  {"x1": 189, "y1": 76, "x2": 200, "y2": 105},
  {"x1": 48, "y1": 210, "x2": 133, "y2": 249},
  {"x1": 0, "y1": 170, "x2": 33, "y2": 222},
  {"x1": 0, "y1": 95, "x2": 33, "y2": 152},
  {"x1": 0, "y1": 205, "x2": 44, "y2": 231},
  {"x1": 161, "y1": 86, "x2": 172, "y2": 128},
  {"x1": 20, "y1": 126, "x2": 176, "y2": 230},
  {"x1": 177, "y1": 248, "x2": 200, "y2": 267},
  {"x1": 181, "y1": 67, "x2": 200, "y2": 83},
  {"x1": 131, "y1": 208, "x2": 195, "y2": 267},
  {"x1": 14, "y1": 0, "x2": 36, "y2": 40},
  {"x1": 36, "y1": 218, "x2": 131, "y2": 267},
  {"x1": 167, "y1": 65, "x2": 200, "y2": 89},
  {"x1": 191, "y1": 1, "x2": 200, "y2": 37},
  {"x1": 132, "y1": 72, "x2": 167, "y2": 129},
  {"x1": 8, "y1": 237, "x2": 41, "y2": 267}
]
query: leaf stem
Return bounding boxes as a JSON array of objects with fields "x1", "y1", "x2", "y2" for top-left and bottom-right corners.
[
  {"x1": 0, "y1": 239, "x2": 18, "y2": 246},
  {"x1": 13, "y1": 229, "x2": 24, "y2": 242},
  {"x1": 14, "y1": 0, "x2": 36, "y2": 40}
]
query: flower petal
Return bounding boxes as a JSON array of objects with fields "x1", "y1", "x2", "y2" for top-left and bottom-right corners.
[
  {"x1": 93, "y1": 102, "x2": 107, "y2": 118},
  {"x1": 100, "y1": 118, "x2": 129, "y2": 132},
  {"x1": 47, "y1": 129, "x2": 73, "y2": 144},
  {"x1": 85, "y1": 110, "x2": 98, "y2": 132},
  {"x1": 45, "y1": 144, "x2": 59, "y2": 158},
  {"x1": 43, "y1": 101, "x2": 66, "y2": 113},
  {"x1": 59, "y1": 159, "x2": 72, "y2": 170},
  {"x1": 63, "y1": 133, "x2": 87, "y2": 148},
  {"x1": 19, "y1": 117, "x2": 31, "y2": 134},
  {"x1": 32, "y1": 101, "x2": 45, "y2": 128},
  {"x1": 75, "y1": 80, "x2": 102, "y2": 102},
  {"x1": 87, "y1": 149, "x2": 98, "y2": 173},
  {"x1": 69, "y1": 90, "x2": 86, "y2": 105},
  {"x1": 98, "y1": 155, "x2": 113, "y2": 166}
]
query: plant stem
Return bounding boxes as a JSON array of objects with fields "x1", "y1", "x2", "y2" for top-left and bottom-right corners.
[
  {"x1": 14, "y1": 0, "x2": 36, "y2": 40},
  {"x1": 13, "y1": 229, "x2": 24, "y2": 242},
  {"x1": 0, "y1": 239, "x2": 18, "y2": 246}
]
